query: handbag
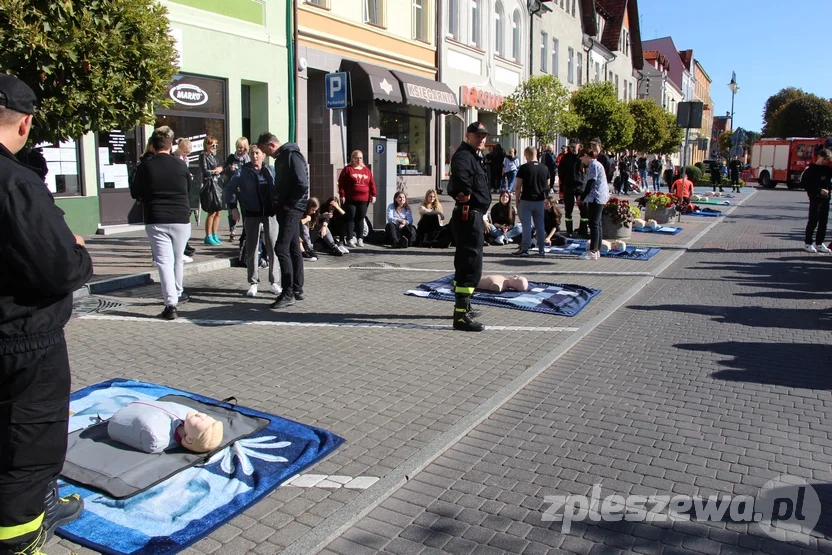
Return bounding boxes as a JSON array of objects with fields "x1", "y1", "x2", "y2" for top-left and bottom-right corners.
[{"x1": 200, "y1": 176, "x2": 225, "y2": 213}]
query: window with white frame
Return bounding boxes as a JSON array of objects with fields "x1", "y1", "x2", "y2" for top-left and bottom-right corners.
[
  {"x1": 511, "y1": 10, "x2": 521, "y2": 62},
  {"x1": 494, "y1": 1, "x2": 505, "y2": 56},
  {"x1": 577, "y1": 52, "x2": 583, "y2": 85},
  {"x1": 615, "y1": 74, "x2": 619, "y2": 97},
  {"x1": 552, "y1": 38, "x2": 559, "y2": 77},
  {"x1": 448, "y1": 0, "x2": 458, "y2": 38},
  {"x1": 305, "y1": 0, "x2": 329, "y2": 7},
  {"x1": 567, "y1": 47, "x2": 574, "y2": 83},
  {"x1": 413, "y1": 0, "x2": 425, "y2": 41},
  {"x1": 571, "y1": 0, "x2": 576, "y2": 16},
  {"x1": 540, "y1": 31, "x2": 548, "y2": 72},
  {"x1": 594, "y1": 61, "x2": 600, "y2": 82},
  {"x1": 623, "y1": 79, "x2": 628, "y2": 100},
  {"x1": 471, "y1": 0, "x2": 481, "y2": 47},
  {"x1": 365, "y1": 0, "x2": 385, "y2": 26}
]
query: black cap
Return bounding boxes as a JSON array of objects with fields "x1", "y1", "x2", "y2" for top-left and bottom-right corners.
[
  {"x1": 0, "y1": 74, "x2": 37, "y2": 115},
  {"x1": 466, "y1": 121, "x2": 490, "y2": 135}
]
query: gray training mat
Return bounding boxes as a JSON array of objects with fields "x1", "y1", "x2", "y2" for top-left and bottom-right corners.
[{"x1": 61, "y1": 395, "x2": 269, "y2": 499}]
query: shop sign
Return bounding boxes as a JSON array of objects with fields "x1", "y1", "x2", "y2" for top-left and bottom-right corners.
[
  {"x1": 404, "y1": 83, "x2": 457, "y2": 107},
  {"x1": 460, "y1": 86, "x2": 504, "y2": 111},
  {"x1": 170, "y1": 83, "x2": 209, "y2": 107}
]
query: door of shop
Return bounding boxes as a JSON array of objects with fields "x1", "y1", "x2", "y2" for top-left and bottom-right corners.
[{"x1": 97, "y1": 128, "x2": 143, "y2": 226}]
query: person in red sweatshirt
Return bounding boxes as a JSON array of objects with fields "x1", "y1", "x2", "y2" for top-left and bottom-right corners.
[{"x1": 338, "y1": 150, "x2": 377, "y2": 248}]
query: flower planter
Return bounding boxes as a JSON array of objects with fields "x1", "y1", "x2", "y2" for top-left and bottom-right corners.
[
  {"x1": 601, "y1": 214, "x2": 632, "y2": 240},
  {"x1": 645, "y1": 207, "x2": 677, "y2": 224}
]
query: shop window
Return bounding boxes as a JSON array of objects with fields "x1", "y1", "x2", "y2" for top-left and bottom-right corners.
[
  {"x1": 97, "y1": 130, "x2": 138, "y2": 190},
  {"x1": 379, "y1": 104, "x2": 429, "y2": 175},
  {"x1": 444, "y1": 115, "x2": 465, "y2": 178},
  {"x1": 365, "y1": 0, "x2": 385, "y2": 27},
  {"x1": 36, "y1": 139, "x2": 83, "y2": 196}
]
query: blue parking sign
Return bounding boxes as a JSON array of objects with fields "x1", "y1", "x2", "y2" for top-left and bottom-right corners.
[{"x1": 325, "y1": 72, "x2": 350, "y2": 109}]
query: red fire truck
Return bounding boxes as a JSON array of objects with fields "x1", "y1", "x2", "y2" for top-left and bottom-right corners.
[{"x1": 749, "y1": 137, "x2": 832, "y2": 189}]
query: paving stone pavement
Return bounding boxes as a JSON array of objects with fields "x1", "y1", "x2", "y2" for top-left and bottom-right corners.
[
  {"x1": 47, "y1": 189, "x2": 792, "y2": 555},
  {"x1": 318, "y1": 188, "x2": 832, "y2": 555}
]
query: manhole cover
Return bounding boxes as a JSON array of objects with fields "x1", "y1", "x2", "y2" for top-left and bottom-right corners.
[
  {"x1": 72, "y1": 297, "x2": 129, "y2": 317},
  {"x1": 349, "y1": 262, "x2": 401, "y2": 269}
]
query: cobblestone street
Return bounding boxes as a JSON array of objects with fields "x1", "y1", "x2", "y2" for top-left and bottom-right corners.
[{"x1": 49, "y1": 188, "x2": 832, "y2": 555}]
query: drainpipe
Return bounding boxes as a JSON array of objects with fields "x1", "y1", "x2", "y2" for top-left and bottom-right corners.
[
  {"x1": 287, "y1": 0, "x2": 298, "y2": 142},
  {"x1": 436, "y1": 0, "x2": 445, "y2": 191}
]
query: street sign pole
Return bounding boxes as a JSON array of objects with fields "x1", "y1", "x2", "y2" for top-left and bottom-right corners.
[
  {"x1": 325, "y1": 72, "x2": 352, "y2": 168},
  {"x1": 339, "y1": 108, "x2": 347, "y2": 168}
]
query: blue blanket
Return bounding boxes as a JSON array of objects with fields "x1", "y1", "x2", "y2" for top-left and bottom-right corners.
[
  {"x1": 58, "y1": 379, "x2": 344, "y2": 555},
  {"x1": 546, "y1": 240, "x2": 661, "y2": 261},
  {"x1": 633, "y1": 226, "x2": 682, "y2": 235},
  {"x1": 688, "y1": 209, "x2": 722, "y2": 217},
  {"x1": 405, "y1": 275, "x2": 599, "y2": 316}
]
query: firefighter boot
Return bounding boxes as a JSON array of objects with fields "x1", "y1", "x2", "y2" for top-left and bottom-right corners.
[
  {"x1": 578, "y1": 219, "x2": 590, "y2": 239},
  {"x1": 0, "y1": 527, "x2": 47, "y2": 555},
  {"x1": 564, "y1": 217, "x2": 574, "y2": 237},
  {"x1": 43, "y1": 481, "x2": 83, "y2": 540},
  {"x1": 453, "y1": 295, "x2": 484, "y2": 332},
  {"x1": 465, "y1": 297, "x2": 482, "y2": 319}
]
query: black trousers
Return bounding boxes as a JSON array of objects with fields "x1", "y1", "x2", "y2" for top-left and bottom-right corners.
[
  {"x1": 385, "y1": 223, "x2": 417, "y2": 246},
  {"x1": 276, "y1": 208, "x2": 304, "y2": 295},
  {"x1": 451, "y1": 207, "x2": 484, "y2": 295},
  {"x1": 343, "y1": 201, "x2": 369, "y2": 240},
  {"x1": 416, "y1": 214, "x2": 442, "y2": 245},
  {"x1": 587, "y1": 202, "x2": 604, "y2": 252},
  {"x1": 806, "y1": 196, "x2": 830, "y2": 245},
  {"x1": 0, "y1": 336, "x2": 70, "y2": 535},
  {"x1": 731, "y1": 174, "x2": 740, "y2": 186},
  {"x1": 562, "y1": 186, "x2": 576, "y2": 234}
]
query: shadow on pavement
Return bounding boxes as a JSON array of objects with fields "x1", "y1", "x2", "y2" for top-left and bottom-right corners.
[
  {"x1": 676, "y1": 341, "x2": 832, "y2": 389},
  {"x1": 631, "y1": 304, "x2": 831, "y2": 331}
]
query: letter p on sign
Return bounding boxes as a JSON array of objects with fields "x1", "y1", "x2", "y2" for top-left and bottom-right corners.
[{"x1": 325, "y1": 72, "x2": 350, "y2": 109}]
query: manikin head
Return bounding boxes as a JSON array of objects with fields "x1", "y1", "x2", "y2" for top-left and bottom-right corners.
[
  {"x1": 180, "y1": 412, "x2": 223, "y2": 453},
  {"x1": 506, "y1": 275, "x2": 529, "y2": 292}
]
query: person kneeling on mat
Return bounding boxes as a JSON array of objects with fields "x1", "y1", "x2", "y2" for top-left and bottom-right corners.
[{"x1": 0, "y1": 74, "x2": 94, "y2": 555}]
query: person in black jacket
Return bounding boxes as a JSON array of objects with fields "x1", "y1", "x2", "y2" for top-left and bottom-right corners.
[
  {"x1": 258, "y1": 133, "x2": 310, "y2": 308},
  {"x1": 130, "y1": 127, "x2": 192, "y2": 320},
  {"x1": 729, "y1": 156, "x2": 742, "y2": 193},
  {"x1": 801, "y1": 149, "x2": 832, "y2": 253},
  {"x1": 557, "y1": 142, "x2": 580, "y2": 236},
  {"x1": 447, "y1": 121, "x2": 491, "y2": 332},
  {"x1": 0, "y1": 74, "x2": 93, "y2": 555},
  {"x1": 542, "y1": 145, "x2": 557, "y2": 194}
]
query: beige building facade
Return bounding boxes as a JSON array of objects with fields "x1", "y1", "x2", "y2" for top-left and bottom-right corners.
[{"x1": 692, "y1": 60, "x2": 713, "y2": 164}]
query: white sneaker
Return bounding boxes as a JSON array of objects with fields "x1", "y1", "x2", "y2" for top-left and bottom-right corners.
[
  {"x1": 495, "y1": 236, "x2": 505, "y2": 245},
  {"x1": 270, "y1": 283, "x2": 282, "y2": 295},
  {"x1": 804, "y1": 244, "x2": 818, "y2": 253},
  {"x1": 356, "y1": 238, "x2": 364, "y2": 247},
  {"x1": 580, "y1": 251, "x2": 599, "y2": 260},
  {"x1": 816, "y1": 243, "x2": 832, "y2": 254},
  {"x1": 246, "y1": 284, "x2": 258, "y2": 297},
  {"x1": 338, "y1": 245, "x2": 350, "y2": 254},
  {"x1": 182, "y1": 255, "x2": 193, "y2": 263},
  {"x1": 348, "y1": 237, "x2": 358, "y2": 248}
]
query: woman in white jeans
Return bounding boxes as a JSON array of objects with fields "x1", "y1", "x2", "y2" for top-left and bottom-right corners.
[{"x1": 129, "y1": 127, "x2": 192, "y2": 320}]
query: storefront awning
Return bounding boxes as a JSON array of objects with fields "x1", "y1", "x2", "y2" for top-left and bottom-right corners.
[
  {"x1": 339, "y1": 60, "x2": 404, "y2": 105},
  {"x1": 391, "y1": 71, "x2": 459, "y2": 114}
]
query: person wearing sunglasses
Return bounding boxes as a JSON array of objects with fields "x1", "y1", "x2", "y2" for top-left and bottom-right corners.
[{"x1": 199, "y1": 137, "x2": 224, "y2": 245}]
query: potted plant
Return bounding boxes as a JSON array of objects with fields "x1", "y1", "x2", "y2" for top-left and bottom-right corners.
[
  {"x1": 601, "y1": 197, "x2": 633, "y2": 239},
  {"x1": 645, "y1": 192, "x2": 679, "y2": 224}
]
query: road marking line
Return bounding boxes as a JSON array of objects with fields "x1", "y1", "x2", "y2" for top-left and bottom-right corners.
[{"x1": 79, "y1": 314, "x2": 580, "y2": 333}]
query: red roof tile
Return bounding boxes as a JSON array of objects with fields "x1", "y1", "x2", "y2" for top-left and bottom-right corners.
[{"x1": 595, "y1": 0, "x2": 643, "y2": 70}]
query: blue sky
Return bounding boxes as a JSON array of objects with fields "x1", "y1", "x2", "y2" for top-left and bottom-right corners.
[{"x1": 637, "y1": 0, "x2": 830, "y2": 132}]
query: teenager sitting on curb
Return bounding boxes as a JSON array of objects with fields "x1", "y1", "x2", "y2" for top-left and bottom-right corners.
[
  {"x1": 485, "y1": 190, "x2": 522, "y2": 245},
  {"x1": 386, "y1": 191, "x2": 416, "y2": 248},
  {"x1": 416, "y1": 189, "x2": 445, "y2": 247}
]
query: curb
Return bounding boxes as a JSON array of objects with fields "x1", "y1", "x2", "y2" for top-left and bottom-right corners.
[{"x1": 85, "y1": 257, "x2": 234, "y2": 295}]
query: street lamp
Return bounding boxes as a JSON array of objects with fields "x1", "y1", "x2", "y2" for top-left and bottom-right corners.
[
  {"x1": 728, "y1": 72, "x2": 739, "y2": 132},
  {"x1": 528, "y1": 0, "x2": 542, "y2": 77}
]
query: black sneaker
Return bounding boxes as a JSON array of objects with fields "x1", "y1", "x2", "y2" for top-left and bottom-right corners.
[
  {"x1": 161, "y1": 306, "x2": 177, "y2": 320},
  {"x1": 270, "y1": 295, "x2": 296, "y2": 309},
  {"x1": 43, "y1": 481, "x2": 83, "y2": 540},
  {"x1": 329, "y1": 246, "x2": 343, "y2": 256},
  {"x1": 453, "y1": 313, "x2": 485, "y2": 332},
  {"x1": 178, "y1": 291, "x2": 190, "y2": 304},
  {"x1": 294, "y1": 292, "x2": 305, "y2": 301},
  {"x1": 512, "y1": 249, "x2": 530, "y2": 256},
  {"x1": 302, "y1": 250, "x2": 318, "y2": 259},
  {"x1": 399, "y1": 237, "x2": 409, "y2": 248}
]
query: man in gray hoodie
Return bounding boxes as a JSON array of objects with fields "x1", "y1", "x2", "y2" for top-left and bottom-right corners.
[{"x1": 257, "y1": 133, "x2": 309, "y2": 309}]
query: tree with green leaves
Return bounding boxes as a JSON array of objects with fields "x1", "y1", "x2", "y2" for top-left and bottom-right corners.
[
  {"x1": 627, "y1": 99, "x2": 667, "y2": 153},
  {"x1": 570, "y1": 82, "x2": 634, "y2": 151},
  {"x1": 497, "y1": 74, "x2": 575, "y2": 145},
  {"x1": 0, "y1": 0, "x2": 178, "y2": 145},
  {"x1": 655, "y1": 111, "x2": 684, "y2": 155},
  {"x1": 761, "y1": 87, "x2": 805, "y2": 137},
  {"x1": 767, "y1": 94, "x2": 832, "y2": 139},
  {"x1": 717, "y1": 130, "x2": 733, "y2": 158}
]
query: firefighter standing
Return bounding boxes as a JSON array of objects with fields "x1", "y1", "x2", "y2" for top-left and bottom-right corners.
[
  {"x1": 0, "y1": 75, "x2": 93, "y2": 555},
  {"x1": 448, "y1": 122, "x2": 492, "y2": 332}
]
